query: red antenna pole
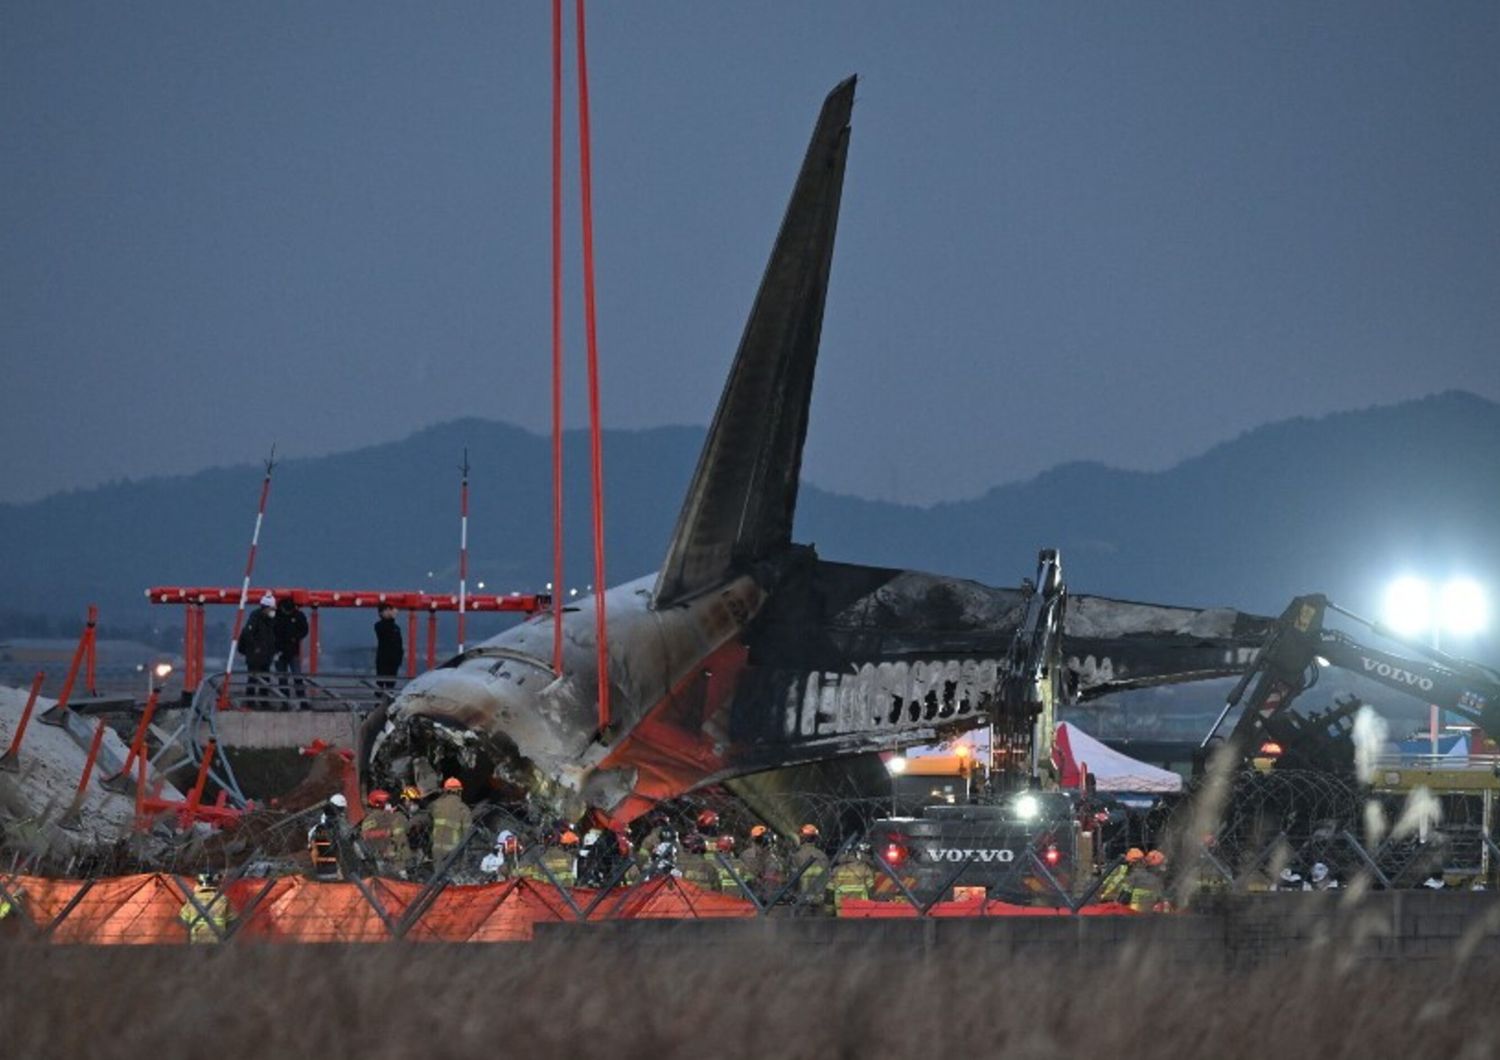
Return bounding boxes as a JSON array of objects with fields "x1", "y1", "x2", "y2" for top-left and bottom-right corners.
[
  {"x1": 218, "y1": 448, "x2": 276, "y2": 710},
  {"x1": 458, "y1": 448, "x2": 470, "y2": 653},
  {"x1": 550, "y1": 0, "x2": 566, "y2": 676},
  {"x1": 0, "y1": 671, "x2": 45, "y2": 771},
  {"x1": 574, "y1": 0, "x2": 609, "y2": 733}
]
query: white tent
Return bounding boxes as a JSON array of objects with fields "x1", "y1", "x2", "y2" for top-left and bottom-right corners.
[{"x1": 1052, "y1": 721, "x2": 1183, "y2": 794}]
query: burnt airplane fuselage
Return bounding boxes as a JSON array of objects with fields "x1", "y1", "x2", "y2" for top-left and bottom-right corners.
[{"x1": 366, "y1": 77, "x2": 1272, "y2": 825}]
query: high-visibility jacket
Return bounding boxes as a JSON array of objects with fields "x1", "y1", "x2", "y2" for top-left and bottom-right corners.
[
  {"x1": 829, "y1": 858, "x2": 875, "y2": 911},
  {"x1": 1097, "y1": 863, "x2": 1131, "y2": 903},
  {"x1": 178, "y1": 884, "x2": 231, "y2": 943},
  {"x1": 715, "y1": 855, "x2": 749, "y2": 897},
  {"x1": 1125, "y1": 866, "x2": 1163, "y2": 912},
  {"x1": 429, "y1": 794, "x2": 471, "y2": 860},
  {"x1": 541, "y1": 847, "x2": 577, "y2": 886},
  {"x1": 360, "y1": 809, "x2": 409, "y2": 871},
  {"x1": 308, "y1": 821, "x2": 342, "y2": 881},
  {"x1": 677, "y1": 853, "x2": 718, "y2": 890}
]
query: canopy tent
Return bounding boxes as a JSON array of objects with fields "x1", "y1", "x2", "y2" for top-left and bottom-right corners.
[{"x1": 1052, "y1": 722, "x2": 1183, "y2": 794}]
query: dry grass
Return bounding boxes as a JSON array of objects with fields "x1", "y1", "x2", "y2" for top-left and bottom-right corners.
[{"x1": 1, "y1": 934, "x2": 1493, "y2": 1059}]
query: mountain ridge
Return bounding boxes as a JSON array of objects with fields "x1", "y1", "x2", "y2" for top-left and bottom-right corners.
[{"x1": 2, "y1": 391, "x2": 1496, "y2": 657}]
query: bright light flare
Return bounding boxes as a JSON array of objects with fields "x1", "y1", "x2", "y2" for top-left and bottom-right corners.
[
  {"x1": 1013, "y1": 793, "x2": 1040, "y2": 821},
  {"x1": 1440, "y1": 579, "x2": 1487, "y2": 636},
  {"x1": 152, "y1": 662, "x2": 174, "y2": 679},
  {"x1": 885, "y1": 755, "x2": 908, "y2": 776},
  {"x1": 1383, "y1": 576, "x2": 1432, "y2": 637}
]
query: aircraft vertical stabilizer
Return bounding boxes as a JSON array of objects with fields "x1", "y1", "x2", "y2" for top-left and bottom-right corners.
[{"x1": 652, "y1": 76, "x2": 856, "y2": 609}]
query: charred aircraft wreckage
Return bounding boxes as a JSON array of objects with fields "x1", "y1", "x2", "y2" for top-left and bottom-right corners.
[{"x1": 365, "y1": 77, "x2": 1275, "y2": 827}]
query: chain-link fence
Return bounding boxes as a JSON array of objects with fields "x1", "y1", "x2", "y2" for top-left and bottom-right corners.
[{"x1": 3, "y1": 765, "x2": 1497, "y2": 944}]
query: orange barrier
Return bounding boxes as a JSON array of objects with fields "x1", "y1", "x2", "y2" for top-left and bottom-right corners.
[{"x1": 2, "y1": 874, "x2": 756, "y2": 944}]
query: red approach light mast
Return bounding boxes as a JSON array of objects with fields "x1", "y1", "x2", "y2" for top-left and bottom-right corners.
[
  {"x1": 458, "y1": 448, "x2": 470, "y2": 654},
  {"x1": 573, "y1": 0, "x2": 610, "y2": 735},
  {"x1": 218, "y1": 449, "x2": 276, "y2": 710}
]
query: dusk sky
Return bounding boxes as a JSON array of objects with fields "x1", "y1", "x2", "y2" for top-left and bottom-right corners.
[{"x1": 3, "y1": 3, "x2": 1497, "y2": 505}]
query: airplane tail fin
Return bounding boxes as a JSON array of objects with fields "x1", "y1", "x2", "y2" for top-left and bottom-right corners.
[{"x1": 652, "y1": 76, "x2": 856, "y2": 609}]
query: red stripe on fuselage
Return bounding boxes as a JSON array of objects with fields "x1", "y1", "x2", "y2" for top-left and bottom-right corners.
[{"x1": 597, "y1": 638, "x2": 752, "y2": 825}]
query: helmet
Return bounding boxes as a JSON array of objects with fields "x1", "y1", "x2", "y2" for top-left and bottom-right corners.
[
  {"x1": 1125, "y1": 847, "x2": 1144, "y2": 864},
  {"x1": 442, "y1": 777, "x2": 462, "y2": 792},
  {"x1": 1144, "y1": 850, "x2": 1165, "y2": 868},
  {"x1": 799, "y1": 824, "x2": 819, "y2": 840},
  {"x1": 329, "y1": 793, "x2": 348, "y2": 810},
  {"x1": 715, "y1": 836, "x2": 736, "y2": 854},
  {"x1": 401, "y1": 785, "x2": 423, "y2": 801},
  {"x1": 495, "y1": 829, "x2": 516, "y2": 852},
  {"x1": 560, "y1": 830, "x2": 580, "y2": 848},
  {"x1": 696, "y1": 809, "x2": 719, "y2": 829},
  {"x1": 367, "y1": 789, "x2": 390, "y2": 808},
  {"x1": 582, "y1": 829, "x2": 602, "y2": 848},
  {"x1": 749, "y1": 824, "x2": 769, "y2": 840}
]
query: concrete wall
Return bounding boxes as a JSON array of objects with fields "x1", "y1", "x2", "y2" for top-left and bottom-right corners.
[{"x1": 535, "y1": 893, "x2": 1500, "y2": 969}]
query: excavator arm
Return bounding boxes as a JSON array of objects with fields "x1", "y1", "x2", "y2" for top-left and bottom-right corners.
[{"x1": 1203, "y1": 594, "x2": 1500, "y2": 771}]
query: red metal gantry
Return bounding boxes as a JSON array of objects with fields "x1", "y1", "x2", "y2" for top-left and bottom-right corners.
[{"x1": 147, "y1": 586, "x2": 550, "y2": 693}]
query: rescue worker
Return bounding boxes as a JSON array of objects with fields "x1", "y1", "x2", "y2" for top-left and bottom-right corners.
[
  {"x1": 272, "y1": 596, "x2": 309, "y2": 708},
  {"x1": 399, "y1": 785, "x2": 431, "y2": 870},
  {"x1": 0, "y1": 882, "x2": 26, "y2": 935},
  {"x1": 828, "y1": 845, "x2": 877, "y2": 915},
  {"x1": 236, "y1": 594, "x2": 277, "y2": 708},
  {"x1": 695, "y1": 808, "x2": 721, "y2": 842},
  {"x1": 1123, "y1": 847, "x2": 1162, "y2": 912},
  {"x1": 540, "y1": 830, "x2": 580, "y2": 888},
  {"x1": 712, "y1": 835, "x2": 749, "y2": 897},
  {"x1": 577, "y1": 827, "x2": 631, "y2": 888},
  {"x1": 676, "y1": 832, "x2": 718, "y2": 890},
  {"x1": 429, "y1": 776, "x2": 472, "y2": 869},
  {"x1": 374, "y1": 603, "x2": 403, "y2": 692},
  {"x1": 359, "y1": 789, "x2": 408, "y2": 878},
  {"x1": 1277, "y1": 867, "x2": 1310, "y2": 892},
  {"x1": 636, "y1": 813, "x2": 668, "y2": 871},
  {"x1": 307, "y1": 793, "x2": 348, "y2": 881},
  {"x1": 645, "y1": 826, "x2": 680, "y2": 880},
  {"x1": 790, "y1": 824, "x2": 830, "y2": 912},
  {"x1": 481, "y1": 830, "x2": 520, "y2": 880},
  {"x1": 1098, "y1": 848, "x2": 1141, "y2": 904},
  {"x1": 178, "y1": 873, "x2": 232, "y2": 944},
  {"x1": 740, "y1": 824, "x2": 784, "y2": 899},
  {"x1": 577, "y1": 829, "x2": 608, "y2": 887},
  {"x1": 1142, "y1": 849, "x2": 1172, "y2": 912}
]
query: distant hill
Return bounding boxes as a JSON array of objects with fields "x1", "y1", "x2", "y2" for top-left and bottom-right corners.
[{"x1": 2, "y1": 391, "x2": 1498, "y2": 660}]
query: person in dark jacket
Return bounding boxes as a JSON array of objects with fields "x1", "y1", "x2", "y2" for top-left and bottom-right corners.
[
  {"x1": 236, "y1": 594, "x2": 277, "y2": 707},
  {"x1": 273, "y1": 596, "x2": 309, "y2": 709},
  {"x1": 374, "y1": 603, "x2": 403, "y2": 691}
]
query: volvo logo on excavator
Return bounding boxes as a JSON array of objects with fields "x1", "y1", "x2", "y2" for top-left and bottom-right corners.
[
  {"x1": 929, "y1": 848, "x2": 1016, "y2": 864},
  {"x1": 1361, "y1": 656, "x2": 1435, "y2": 692}
]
